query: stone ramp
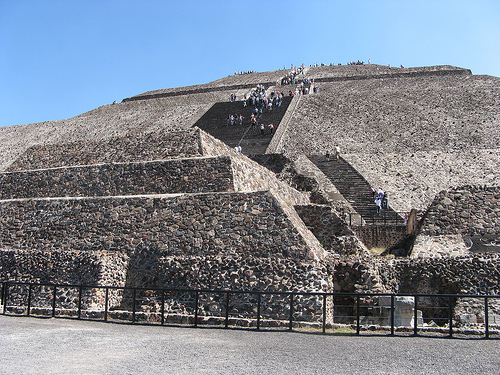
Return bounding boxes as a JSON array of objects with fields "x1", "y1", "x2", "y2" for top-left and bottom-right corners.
[
  {"x1": 307, "y1": 154, "x2": 402, "y2": 225},
  {"x1": 194, "y1": 97, "x2": 293, "y2": 155}
]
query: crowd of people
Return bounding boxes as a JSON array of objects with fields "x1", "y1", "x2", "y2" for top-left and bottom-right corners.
[
  {"x1": 225, "y1": 86, "x2": 285, "y2": 136},
  {"x1": 325, "y1": 146, "x2": 341, "y2": 160},
  {"x1": 280, "y1": 64, "x2": 306, "y2": 85},
  {"x1": 226, "y1": 114, "x2": 244, "y2": 127},
  {"x1": 234, "y1": 70, "x2": 256, "y2": 75},
  {"x1": 348, "y1": 60, "x2": 365, "y2": 65},
  {"x1": 244, "y1": 85, "x2": 285, "y2": 114}
]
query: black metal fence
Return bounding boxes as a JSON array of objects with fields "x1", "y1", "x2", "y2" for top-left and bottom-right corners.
[{"x1": 1, "y1": 281, "x2": 499, "y2": 338}]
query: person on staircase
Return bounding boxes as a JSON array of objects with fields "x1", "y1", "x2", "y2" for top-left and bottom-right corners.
[
  {"x1": 375, "y1": 196, "x2": 382, "y2": 215},
  {"x1": 334, "y1": 145, "x2": 340, "y2": 159},
  {"x1": 251, "y1": 114, "x2": 257, "y2": 129},
  {"x1": 377, "y1": 187, "x2": 384, "y2": 200}
]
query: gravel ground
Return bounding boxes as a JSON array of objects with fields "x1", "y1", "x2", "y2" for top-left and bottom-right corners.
[{"x1": 1, "y1": 315, "x2": 499, "y2": 375}]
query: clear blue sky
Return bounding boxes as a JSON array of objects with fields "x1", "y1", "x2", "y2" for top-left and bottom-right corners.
[{"x1": 1, "y1": 0, "x2": 499, "y2": 127}]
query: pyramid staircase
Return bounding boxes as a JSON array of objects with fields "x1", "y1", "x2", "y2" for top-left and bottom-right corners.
[
  {"x1": 307, "y1": 154, "x2": 403, "y2": 226},
  {"x1": 194, "y1": 96, "x2": 293, "y2": 155}
]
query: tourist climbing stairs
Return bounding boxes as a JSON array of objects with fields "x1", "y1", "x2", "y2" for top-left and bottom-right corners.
[
  {"x1": 194, "y1": 96, "x2": 292, "y2": 155},
  {"x1": 307, "y1": 154, "x2": 403, "y2": 225}
]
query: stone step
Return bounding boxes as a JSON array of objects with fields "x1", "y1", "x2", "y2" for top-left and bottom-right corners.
[
  {"x1": 307, "y1": 154, "x2": 402, "y2": 224},
  {"x1": 194, "y1": 97, "x2": 293, "y2": 155}
]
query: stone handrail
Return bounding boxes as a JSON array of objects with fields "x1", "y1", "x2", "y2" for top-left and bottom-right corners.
[{"x1": 265, "y1": 94, "x2": 301, "y2": 154}]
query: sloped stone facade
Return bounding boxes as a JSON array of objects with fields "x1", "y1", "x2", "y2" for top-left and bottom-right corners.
[{"x1": 0, "y1": 156, "x2": 235, "y2": 199}]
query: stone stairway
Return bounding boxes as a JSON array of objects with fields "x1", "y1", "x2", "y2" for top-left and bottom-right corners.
[
  {"x1": 193, "y1": 96, "x2": 293, "y2": 155},
  {"x1": 307, "y1": 154, "x2": 403, "y2": 225}
]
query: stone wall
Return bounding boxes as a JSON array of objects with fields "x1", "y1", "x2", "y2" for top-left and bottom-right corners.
[
  {"x1": 410, "y1": 234, "x2": 470, "y2": 259},
  {"x1": 420, "y1": 186, "x2": 500, "y2": 236},
  {"x1": 7, "y1": 128, "x2": 203, "y2": 172},
  {"x1": 332, "y1": 254, "x2": 500, "y2": 323},
  {"x1": 294, "y1": 204, "x2": 368, "y2": 256},
  {"x1": 123, "y1": 82, "x2": 275, "y2": 102},
  {"x1": 412, "y1": 186, "x2": 500, "y2": 257},
  {"x1": 2, "y1": 251, "x2": 332, "y2": 322},
  {"x1": 0, "y1": 190, "x2": 331, "y2": 319},
  {"x1": 0, "y1": 192, "x2": 313, "y2": 257},
  {"x1": 0, "y1": 249, "x2": 128, "y2": 286},
  {"x1": 199, "y1": 131, "x2": 323, "y2": 260},
  {"x1": 0, "y1": 248, "x2": 129, "y2": 312},
  {"x1": 354, "y1": 225, "x2": 406, "y2": 250},
  {"x1": 311, "y1": 65, "x2": 471, "y2": 84},
  {"x1": 334, "y1": 254, "x2": 500, "y2": 296},
  {"x1": 0, "y1": 156, "x2": 234, "y2": 199}
]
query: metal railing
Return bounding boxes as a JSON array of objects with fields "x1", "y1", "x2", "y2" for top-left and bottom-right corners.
[
  {"x1": 348, "y1": 211, "x2": 407, "y2": 226},
  {"x1": 1, "y1": 281, "x2": 498, "y2": 338}
]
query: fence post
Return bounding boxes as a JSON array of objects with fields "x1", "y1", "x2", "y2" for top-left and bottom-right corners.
[
  {"x1": 194, "y1": 291, "x2": 199, "y2": 327},
  {"x1": 52, "y1": 285, "x2": 57, "y2": 317},
  {"x1": 448, "y1": 296, "x2": 453, "y2": 337},
  {"x1": 288, "y1": 293, "x2": 294, "y2": 331},
  {"x1": 256, "y1": 293, "x2": 261, "y2": 330},
  {"x1": 2, "y1": 283, "x2": 7, "y2": 314},
  {"x1": 132, "y1": 289, "x2": 136, "y2": 323},
  {"x1": 356, "y1": 295, "x2": 360, "y2": 335},
  {"x1": 161, "y1": 290, "x2": 165, "y2": 326},
  {"x1": 390, "y1": 295, "x2": 395, "y2": 336},
  {"x1": 413, "y1": 296, "x2": 418, "y2": 336},
  {"x1": 27, "y1": 284, "x2": 32, "y2": 317},
  {"x1": 484, "y1": 296, "x2": 489, "y2": 339},
  {"x1": 78, "y1": 286, "x2": 82, "y2": 320},
  {"x1": 322, "y1": 294, "x2": 327, "y2": 334},
  {"x1": 225, "y1": 292, "x2": 230, "y2": 328},
  {"x1": 104, "y1": 287, "x2": 109, "y2": 322}
]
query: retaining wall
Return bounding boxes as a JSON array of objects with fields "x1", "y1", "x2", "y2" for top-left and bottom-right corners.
[
  {"x1": 420, "y1": 186, "x2": 500, "y2": 236},
  {"x1": 200, "y1": 130, "x2": 309, "y2": 206},
  {"x1": 412, "y1": 186, "x2": 500, "y2": 257},
  {"x1": 333, "y1": 254, "x2": 500, "y2": 323},
  {"x1": 312, "y1": 66, "x2": 471, "y2": 84},
  {"x1": 0, "y1": 248, "x2": 128, "y2": 287},
  {"x1": 7, "y1": 128, "x2": 203, "y2": 172},
  {"x1": 0, "y1": 156, "x2": 234, "y2": 199},
  {"x1": 0, "y1": 191, "x2": 319, "y2": 258},
  {"x1": 354, "y1": 225, "x2": 407, "y2": 250}
]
